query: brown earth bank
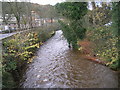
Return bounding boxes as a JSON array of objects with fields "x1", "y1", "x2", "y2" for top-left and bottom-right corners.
[
  {"x1": 78, "y1": 39, "x2": 120, "y2": 88},
  {"x1": 78, "y1": 39, "x2": 108, "y2": 66}
]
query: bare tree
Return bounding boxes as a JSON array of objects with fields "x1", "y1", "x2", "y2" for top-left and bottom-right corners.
[
  {"x1": 2, "y1": 2, "x2": 12, "y2": 25},
  {"x1": 7, "y1": 0, "x2": 31, "y2": 30}
]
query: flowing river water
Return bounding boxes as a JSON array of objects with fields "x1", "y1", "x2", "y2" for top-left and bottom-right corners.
[{"x1": 20, "y1": 30, "x2": 118, "y2": 88}]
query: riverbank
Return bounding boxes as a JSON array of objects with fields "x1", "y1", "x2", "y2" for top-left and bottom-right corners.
[
  {"x1": 2, "y1": 26, "x2": 55, "y2": 88},
  {"x1": 20, "y1": 30, "x2": 118, "y2": 88},
  {"x1": 78, "y1": 39, "x2": 119, "y2": 71}
]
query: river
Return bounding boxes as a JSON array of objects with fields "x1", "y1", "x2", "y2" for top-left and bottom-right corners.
[{"x1": 20, "y1": 30, "x2": 118, "y2": 88}]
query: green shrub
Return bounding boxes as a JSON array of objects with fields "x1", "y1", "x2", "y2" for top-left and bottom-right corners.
[{"x1": 56, "y1": 2, "x2": 88, "y2": 49}]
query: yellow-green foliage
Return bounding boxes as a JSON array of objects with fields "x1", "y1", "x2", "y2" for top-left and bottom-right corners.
[
  {"x1": 2, "y1": 27, "x2": 55, "y2": 88},
  {"x1": 87, "y1": 26, "x2": 118, "y2": 70}
]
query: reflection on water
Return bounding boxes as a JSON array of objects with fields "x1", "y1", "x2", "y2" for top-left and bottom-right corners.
[{"x1": 20, "y1": 30, "x2": 118, "y2": 88}]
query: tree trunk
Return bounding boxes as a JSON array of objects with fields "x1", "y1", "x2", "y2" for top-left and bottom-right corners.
[{"x1": 16, "y1": 18, "x2": 20, "y2": 30}]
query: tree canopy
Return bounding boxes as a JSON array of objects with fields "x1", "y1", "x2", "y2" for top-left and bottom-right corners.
[
  {"x1": 55, "y1": 2, "x2": 88, "y2": 49},
  {"x1": 55, "y1": 2, "x2": 87, "y2": 20}
]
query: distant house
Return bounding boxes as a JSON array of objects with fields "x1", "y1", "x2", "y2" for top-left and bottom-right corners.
[
  {"x1": 31, "y1": 11, "x2": 41, "y2": 27},
  {"x1": 1, "y1": 11, "x2": 42, "y2": 31}
]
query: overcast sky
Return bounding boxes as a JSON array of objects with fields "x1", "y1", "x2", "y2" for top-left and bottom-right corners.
[
  {"x1": 0, "y1": 0, "x2": 65, "y2": 5},
  {"x1": 30, "y1": 0, "x2": 65, "y2": 5}
]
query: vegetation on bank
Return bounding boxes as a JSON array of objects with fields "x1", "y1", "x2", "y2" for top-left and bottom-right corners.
[
  {"x1": 55, "y1": 2, "x2": 119, "y2": 70},
  {"x1": 85, "y1": 2, "x2": 119, "y2": 70},
  {"x1": 1, "y1": 1, "x2": 119, "y2": 88},
  {"x1": 2, "y1": 26, "x2": 55, "y2": 88},
  {"x1": 55, "y1": 2, "x2": 88, "y2": 49}
]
